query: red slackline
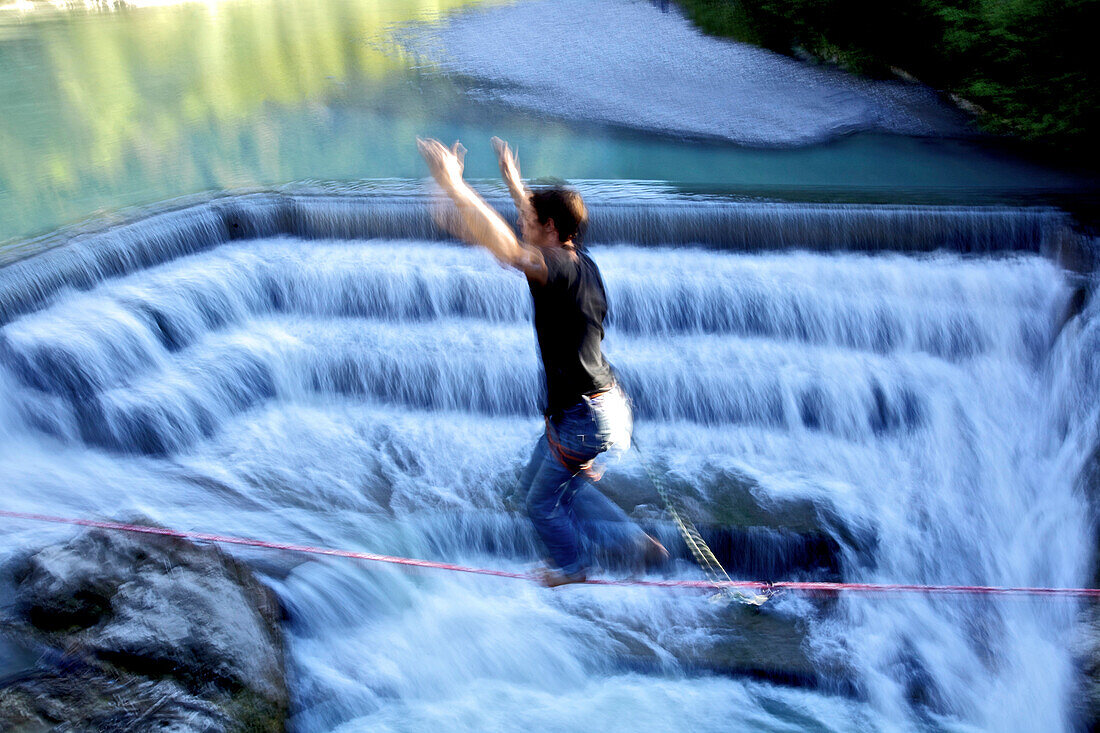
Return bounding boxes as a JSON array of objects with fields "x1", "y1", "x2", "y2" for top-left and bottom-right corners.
[{"x1": 3, "y1": 509, "x2": 1098, "y2": 598}]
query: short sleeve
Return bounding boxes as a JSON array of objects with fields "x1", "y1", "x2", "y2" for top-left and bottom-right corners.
[{"x1": 540, "y1": 248, "x2": 579, "y2": 289}]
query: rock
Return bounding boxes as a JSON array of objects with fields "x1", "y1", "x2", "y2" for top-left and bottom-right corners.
[
  {"x1": 1, "y1": 527, "x2": 288, "y2": 732},
  {"x1": 569, "y1": 588, "x2": 849, "y2": 691},
  {"x1": 1075, "y1": 605, "x2": 1100, "y2": 732},
  {"x1": 598, "y1": 464, "x2": 864, "y2": 579},
  {"x1": 1075, "y1": 428, "x2": 1100, "y2": 731},
  {"x1": 0, "y1": 668, "x2": 230, "y2": 733},
  {"x1": 90, "y1": 566, "x2": 283, "y2": 701}
]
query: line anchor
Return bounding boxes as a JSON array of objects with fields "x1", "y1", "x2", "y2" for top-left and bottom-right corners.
[{"x1": 634, "y1": 442, "x2": 771, "y2": 607}]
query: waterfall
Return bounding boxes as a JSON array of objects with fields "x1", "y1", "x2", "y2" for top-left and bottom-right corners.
[{"x1": 0, "y1": 188, "x2": 1092, "y2": 731}]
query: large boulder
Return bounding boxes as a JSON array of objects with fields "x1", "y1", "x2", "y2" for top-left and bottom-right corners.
[
  {"x1": 594, "y1": 462, "x2": 863, "y2": 580},
  {"x1": 1075, "y1": 605, "x2": 1100, "y2": 732},
  {"x1": 0, "y1": 526, "x2": 288, "y2": 732},
  {"x1": 600, "y1": 599, "x2": 846, "y2": 687},
  {"x1": 1074, "y1": 434, "x2": 1100, "y2": 731}
]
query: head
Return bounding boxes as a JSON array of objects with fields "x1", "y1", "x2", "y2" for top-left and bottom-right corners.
[{"x1": 524, "y1": 187, "x2": 587, "y2": 249}]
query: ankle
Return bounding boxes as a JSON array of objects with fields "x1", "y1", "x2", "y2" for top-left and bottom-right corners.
[{"x1": 539, "y1": 567, "x2": 587, "y2": 587}]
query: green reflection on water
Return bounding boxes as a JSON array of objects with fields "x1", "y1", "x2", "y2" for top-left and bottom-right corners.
[
  {"x1": 0, "y1": 0, "x2": 1094, "y2": 247},
  {"x1": 0, "y1": 0, "x2": 506, "y2": 243}
]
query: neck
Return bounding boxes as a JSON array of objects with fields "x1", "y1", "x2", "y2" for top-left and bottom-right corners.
[{"x1": 541, "y1": 239, "x2": 572, "y2": 251}]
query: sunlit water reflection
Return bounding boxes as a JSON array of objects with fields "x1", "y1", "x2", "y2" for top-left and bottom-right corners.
[{"x1": 0, "y1": 0, "x2": 1094, "y2": 246}]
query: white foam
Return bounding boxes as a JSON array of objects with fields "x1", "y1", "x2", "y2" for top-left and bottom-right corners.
[{"x1": 0, "y1": 224, "x2": 1087, "y2": 730}]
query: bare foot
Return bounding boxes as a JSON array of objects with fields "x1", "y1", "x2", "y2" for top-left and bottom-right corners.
[
  {"x1": 642, "y1": 534, "x2": 670, "y2": 566},
  {"x1": 539, "y1": 568, "x2": 588, "y2": 588},
  {"x1": 627, "y1": 534, "x2": 670, "y2": 578}
]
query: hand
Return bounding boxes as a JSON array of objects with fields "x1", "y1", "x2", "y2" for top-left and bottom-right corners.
[
  {"x1": 490, "y1": 136, "x2": 523, "y2": 189},
  {"x1": 417, "y1": 137, "x2": 466, "y2": 190}
]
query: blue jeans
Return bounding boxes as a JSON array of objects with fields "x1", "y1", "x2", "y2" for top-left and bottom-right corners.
[{"x1": 520, "y1": 387, "x2": 644, "y2": 576}]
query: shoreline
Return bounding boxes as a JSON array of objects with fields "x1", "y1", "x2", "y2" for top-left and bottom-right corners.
[{"x1": 402, "y1": 0, "x2": 975, "y2": 148}]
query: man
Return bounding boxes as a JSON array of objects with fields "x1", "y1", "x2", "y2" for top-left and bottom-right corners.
[{"x1": 417, "y1": 137, "x2": 665, "y2": 586}]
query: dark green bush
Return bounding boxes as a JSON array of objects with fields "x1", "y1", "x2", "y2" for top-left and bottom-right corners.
[{"x1": 675, "y1": 0, "x2": 1098, "y2": 157}]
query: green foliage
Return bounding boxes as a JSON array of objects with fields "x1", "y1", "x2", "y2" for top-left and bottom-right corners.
[
  {"x1": 672, "y1": 0, "x2": 759, "y2": 44},
  {"x1": 675, "y1": 0, "x2": 1098, "y2": 157}
]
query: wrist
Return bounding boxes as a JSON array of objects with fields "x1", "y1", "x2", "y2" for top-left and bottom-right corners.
[{"x1": 436, "y1": 174, "x2": 462, "y2": 195}]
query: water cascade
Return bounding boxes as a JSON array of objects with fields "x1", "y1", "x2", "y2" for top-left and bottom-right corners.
[{"x1": 0, "y1": 187, "x2": 1094, "y2": 731}]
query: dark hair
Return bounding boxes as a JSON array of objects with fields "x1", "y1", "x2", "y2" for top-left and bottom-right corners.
[{"x1": 529, "y1": 187, "x2": 587, "y2": 246}]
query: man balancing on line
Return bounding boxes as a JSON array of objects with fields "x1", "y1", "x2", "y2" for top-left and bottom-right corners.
[{"x1": 417, "y1": 136, "x2": 667, "y2": 587}]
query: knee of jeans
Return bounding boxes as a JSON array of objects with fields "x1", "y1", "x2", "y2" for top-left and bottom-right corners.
[{"x1": 526, "y1": 489, "x2": 552, "y2": 521}]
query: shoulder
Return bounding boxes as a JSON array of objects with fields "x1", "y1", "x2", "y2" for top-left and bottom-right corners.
[
  {"x1": 576, "y1": 250, "x2": 605, "y2": 287},
  {"x1": 539, "y1": 247, "x2": 581, "y2": 287},
  {"x1": 577, "y1": 250, "x2": 600, "y2": 273}
]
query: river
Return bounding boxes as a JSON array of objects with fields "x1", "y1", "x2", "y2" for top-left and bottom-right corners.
[{"x1": 1, "y1": 1, "x2": 1097, "y2": 731}]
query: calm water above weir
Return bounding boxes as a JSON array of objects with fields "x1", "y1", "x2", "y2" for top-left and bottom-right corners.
[
  {"x1": 0, "y1": 0, "x2": 1095, "y2": 246},
  {"x1": 1, "y1": 1, "x2": 1098, "y2": 731}
]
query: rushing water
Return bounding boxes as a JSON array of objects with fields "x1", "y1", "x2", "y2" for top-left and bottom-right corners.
[
  {"x1": 2, "y1": 0, "x2": 1097, "y2": 728},
  {"x1": 0, "y1": 190, "x2": 1095, "y2": 731}
]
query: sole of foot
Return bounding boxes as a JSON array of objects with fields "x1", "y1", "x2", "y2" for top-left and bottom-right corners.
[{"x1": 539, "y1": 568, "x2": 588, "y2": 588}]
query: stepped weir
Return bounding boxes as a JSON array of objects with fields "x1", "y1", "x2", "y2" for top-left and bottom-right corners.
[{"x1": 0, "y1": 185, "x2": 1096, "y2": 730}]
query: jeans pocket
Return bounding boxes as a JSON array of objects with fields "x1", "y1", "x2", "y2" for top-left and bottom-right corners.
[
  {"x1": 586, "y1": 401, "x2": 614, "y2": 446},
  {"x1": 552, "y1": 405, "x2": 603, "y2": 462}
]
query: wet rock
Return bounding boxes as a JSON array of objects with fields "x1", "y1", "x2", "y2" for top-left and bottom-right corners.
[
  {"x1": 1075, "y1": 605, "x2": 1100, "y2": 732},
  {"x1": 571, "y1": 589, "x2": 849, "y2": 693},
  {"x1": 599, "y1": 464, "x2": 865, "y2": 580},
  {"x1": 0, "y1": 527, "x2": 287, "y2": 732},
  {"x1": 702, "y1": 604, "x2": 841, "y2": 686},
  {"x1": 0, "y1": 668, "x2": 230, "y2": 733},
  {"x1": 1075, "y1": 437, "x2": 1100, "y2": 731}
]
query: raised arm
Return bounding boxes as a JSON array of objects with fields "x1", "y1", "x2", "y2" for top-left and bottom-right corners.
[
  {"x1": 417, "y1": 137, "x2": 547, "y2": 284},
  {"x1": 490, "y1": 136, "x2": 534, "y2": 222}
]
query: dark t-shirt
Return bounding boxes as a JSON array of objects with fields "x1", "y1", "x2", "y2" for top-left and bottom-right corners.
[{"x1": 528, "y1": 246, "x2": 614, "y2": 416}]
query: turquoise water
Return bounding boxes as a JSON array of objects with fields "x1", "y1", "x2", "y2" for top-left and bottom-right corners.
[{"x1": 0, "y1": 0, "x2": 1094, "y2": 247}]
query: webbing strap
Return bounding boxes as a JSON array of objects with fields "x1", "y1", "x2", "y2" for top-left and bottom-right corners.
[
  {"x1": 3, "y1": 509, "x2": 1099, "y2": 598},
  {"x1": 633, "y1": 443, "x2": 769, "y2": 605}
]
